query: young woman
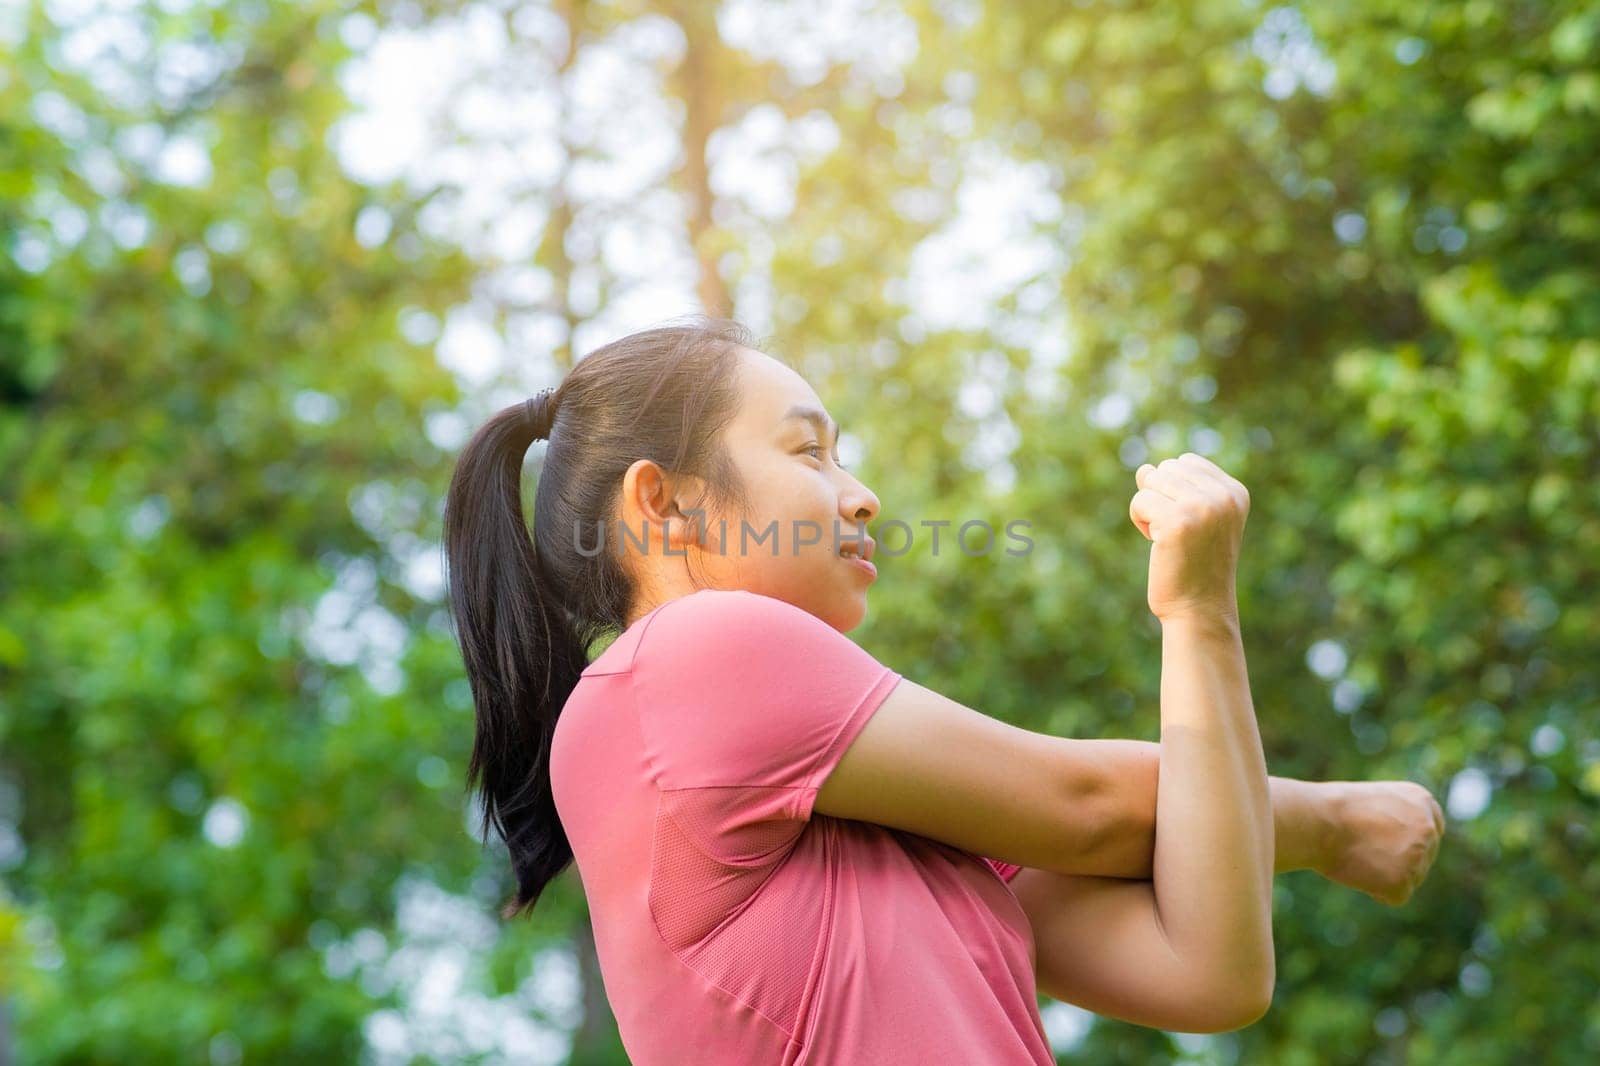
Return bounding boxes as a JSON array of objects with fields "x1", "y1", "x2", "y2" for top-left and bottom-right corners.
[{"x1": 442, "y1": 318, "x2": 1444, "y2": 1064}]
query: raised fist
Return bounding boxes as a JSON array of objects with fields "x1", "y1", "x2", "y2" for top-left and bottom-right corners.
[
  {"x1": 1318, "y1": 781, "x2": 1446, "y2": 906},
  {"x1": 1129, "y1": 453, "x2": 1251, "y2": 622}
]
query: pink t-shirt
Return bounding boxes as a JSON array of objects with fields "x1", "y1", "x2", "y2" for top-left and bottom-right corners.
[{"x1": 550, "y1": 588, "x2": 1053, "y2": 1065}]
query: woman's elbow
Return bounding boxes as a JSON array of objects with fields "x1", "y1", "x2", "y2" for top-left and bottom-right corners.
[
  {"x1": 1183, "y1": 968, "x2": 1275, "y2": 1034},
  {"x1": 1213, "y1": 987, "x2": 1274, "y2": 1033}
]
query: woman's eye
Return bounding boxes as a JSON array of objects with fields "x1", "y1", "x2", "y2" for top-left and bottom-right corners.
[{"x1": 801, "y1": 443, "x2": 847, "y2": 471}]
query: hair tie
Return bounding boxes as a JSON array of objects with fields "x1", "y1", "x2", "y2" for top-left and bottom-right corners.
[{"x1": 523, "y1": 387, "x2": 558, "y2": 439}]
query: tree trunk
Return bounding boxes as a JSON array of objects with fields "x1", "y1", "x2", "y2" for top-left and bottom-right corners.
[
  {"x1": 668, "y1": 2, "x2": 732, "y2": 318},
  {"x1": 568, "y1": 911, "x2": 625, "y2": 1064},
  {"x1": 0, "y1": 995, "x2": 13, "y2": 1066},
  {"x1": 544, "y1": 0, "x2": 583, "y2": 368}
]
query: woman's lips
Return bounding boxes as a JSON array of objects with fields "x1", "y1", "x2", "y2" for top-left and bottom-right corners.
[{"x1": 844, "y1": 555, "x2": 877, "y2": 579}]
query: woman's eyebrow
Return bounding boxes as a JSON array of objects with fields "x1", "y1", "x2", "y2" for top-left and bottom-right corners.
[{"x1": 779, "y1": 404, "x2": 841, "y2": 447}]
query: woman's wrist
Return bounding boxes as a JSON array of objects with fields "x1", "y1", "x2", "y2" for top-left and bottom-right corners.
[{"x1": 1271, "y1": 778, "x2": 1345, "y2": 874}]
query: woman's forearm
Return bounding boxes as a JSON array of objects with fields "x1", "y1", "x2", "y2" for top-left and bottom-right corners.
[
  {"x1": 1150, "y1": 611, "x2": 1274, "y2": 981},
  {"x1": 1070, "y1": 738, "x2": 1335, "y2": 879}
]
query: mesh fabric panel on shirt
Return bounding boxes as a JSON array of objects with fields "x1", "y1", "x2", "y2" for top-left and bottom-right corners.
[{"x1": 648, "y1": 791, "x2": 822, "y2": 1035}]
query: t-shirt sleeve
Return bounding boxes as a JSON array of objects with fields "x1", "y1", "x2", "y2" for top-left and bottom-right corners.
[{"x1": 628, "y1": 589, "x2": 902, "y2": 865}]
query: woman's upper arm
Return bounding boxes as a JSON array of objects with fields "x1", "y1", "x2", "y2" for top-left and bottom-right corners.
[
  {"x1": 811, "y1": 670, "x2": 1271, "y2": 1031},
  {"x1": 811, "y1": 676, "x2": 1118, "y2": 875},
  {"x1": 1009, "y1": 867, "x2": 1274, "y2": 1033}
]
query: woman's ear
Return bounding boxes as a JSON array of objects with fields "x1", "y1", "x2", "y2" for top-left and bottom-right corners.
[
  {"x1": 620, "y1": 461, "x2": 707, "y2": 553},
  {"x1": 665, "y1": 476, "x2": 716, "y2": 552}
]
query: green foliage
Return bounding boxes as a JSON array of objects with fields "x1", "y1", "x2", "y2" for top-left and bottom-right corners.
[{"x1": 0, "y1": 0, "x2": 549, "y2": 1060}]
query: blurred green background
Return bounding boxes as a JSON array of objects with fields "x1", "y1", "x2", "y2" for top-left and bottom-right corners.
[{"x1": 2, "y1": 0, "x2": 1596, "y2": 1062}]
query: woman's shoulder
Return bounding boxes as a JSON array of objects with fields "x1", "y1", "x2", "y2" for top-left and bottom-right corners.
[
  {"x1": 636, "y1": 588, "x2": 838, "y2": 668},
  {"x1": 582, "y1": 589, "x2": 789, "y2": 678}
]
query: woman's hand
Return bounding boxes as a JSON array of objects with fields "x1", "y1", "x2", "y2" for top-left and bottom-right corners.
[
  {"x1": 1130, "y1": 453, "x2": 1250, "y2": 623},
  {"x1": 1316, "y1": 781, "x2": 1446, "y2": 905}
]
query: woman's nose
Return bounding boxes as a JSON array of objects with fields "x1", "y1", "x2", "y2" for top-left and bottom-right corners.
[{"x1": 844, "y1": 486, "x2": 879, "y2": 525}]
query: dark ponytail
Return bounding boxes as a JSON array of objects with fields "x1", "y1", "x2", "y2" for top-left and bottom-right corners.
[{"x1": 442, "y1": 317, "x2": 757, "y2": 919}]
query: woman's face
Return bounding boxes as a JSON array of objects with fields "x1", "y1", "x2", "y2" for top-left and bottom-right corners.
[{"x1": 622, "y1": 346, "x2": 882, "y2": 632}]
